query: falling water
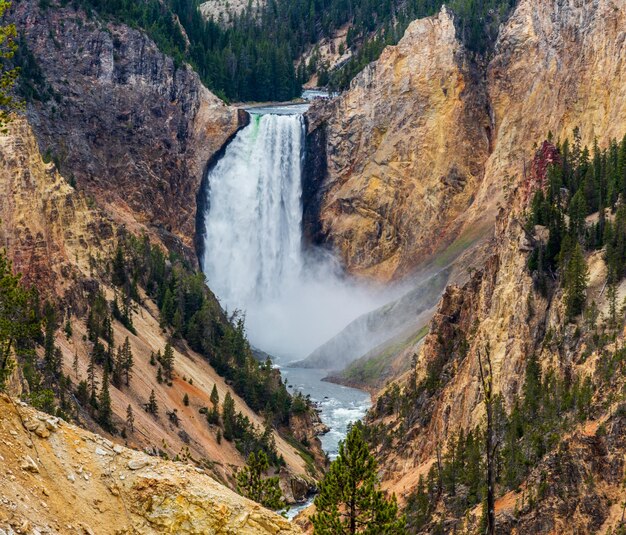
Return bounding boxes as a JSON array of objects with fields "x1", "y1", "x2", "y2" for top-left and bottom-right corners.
[{"x1": 202, "y1": 108, "x2": 386, "y2": 361}]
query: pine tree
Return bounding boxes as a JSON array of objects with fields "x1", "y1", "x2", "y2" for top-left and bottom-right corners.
[
  {"x1": 126, "y1": 404, "x2": 135, "y2": 433},
  {"x1": 210, "y1": 384, "x2": 219, "y2": 406},
  {"x1": 236, "y1": 451, "x2": 284, "y2": 510},
  {"x1": 0, "y1": 249, "x2": 40, "y2": 390},
  {"x1": 98, "y1": 368, "x2": 113, "y2": 430},
  {"x1": 162, "y1": 342, "x2": 174, "y2": 381},
  {"x1": 122, "y1": 336, "x2": 133, "y2": 386},
  {"x1": 113, "y1": 345, "x2": 124, "y2": 388},
  {"x1": 222, "y1": 391, "x2": 236, "y2": 441},
  {"x1": 0, "y1": 0, "x2": 19, "y2": 132},
  {"x1": 111, "y1": 245, "x2": 126, "y2": 287},
  {"x1": 183, "y1": 393, "x2": 190, "y2": 406},
  {"x1": 565, "y1": 242, "x2": 589, "y2": 319},
  {"x1": 311, "y1": 423, "x2": 406, "y2": 534},
  {"x1": 147, "y1": 389, "x2": 159, "y2": 416},
  {"x1": 87, "y1": 352, "x2": 98, "y2": 409},
  {"x1": 64, "y1": 314, "x2": 73, "y2": 340},
  {"x1": 72, "y1": 351, "x2": 79, "y2": 380}
]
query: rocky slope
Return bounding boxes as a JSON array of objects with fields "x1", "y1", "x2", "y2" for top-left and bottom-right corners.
[
  {"x1": 12, "y1": 1, "x2": 243, "y2": 264},
  {"x1": 303, "y1": 0, "x2": 626, "y2": 379},
  {"x1": 0, "y1": 393, "x2": 302, "y2": 534},
  {"x1": 0, "y1": 116, "x2": 320, "y2": 500},
  {"x1": 366, "y1": 143, "x2": 626, "y2": 532}
]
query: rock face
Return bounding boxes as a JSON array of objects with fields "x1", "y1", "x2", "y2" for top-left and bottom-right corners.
[
  {"x1": 305, "y1": 6, "x2": 491, "y2": 281},
  {"x1": 0, "y1": 117, "x2": 114, "y2": 298},
  {"x1": 336, "y1": 1, "x2": 626, "y2": 529},
  {"x1": 11, "y1": 1, "x2": 242, "y2": 262},
  {"x1": 467, "y1": 0, "x2": 626, "y2": 241},
  {"x1": 307, "y1": 0, "x2": 626, "y2": 283},
  {"x1": 0, "y1": 394, "x2": 302, "y2": 535}
]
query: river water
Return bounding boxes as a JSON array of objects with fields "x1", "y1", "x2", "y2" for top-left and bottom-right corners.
[{"x1": 279, "y1": 367, "x2": 371, "y2": 518}]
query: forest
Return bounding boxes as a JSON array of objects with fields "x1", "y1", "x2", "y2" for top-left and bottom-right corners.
[{"x1": 51, "y1": 0, "x2": 517, "y2": 102}]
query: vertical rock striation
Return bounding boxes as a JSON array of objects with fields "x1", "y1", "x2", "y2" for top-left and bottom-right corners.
[{"x1": 305, "y1": 6, "x2": 491, "y2": 281}]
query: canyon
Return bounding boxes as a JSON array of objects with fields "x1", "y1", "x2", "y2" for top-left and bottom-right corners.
[{"x1": 4, "y1": 0, "x2": 626, "y2": 532}]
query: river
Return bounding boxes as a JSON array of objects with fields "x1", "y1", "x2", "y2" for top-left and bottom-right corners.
[{"x1": 279, "y1": 367, "x2": 371, "y2": 518}]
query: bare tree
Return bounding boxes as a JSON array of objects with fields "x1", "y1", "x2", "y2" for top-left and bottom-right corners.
[{"x1": 477, "y1": 344, "x2": 496, "y2": 535}]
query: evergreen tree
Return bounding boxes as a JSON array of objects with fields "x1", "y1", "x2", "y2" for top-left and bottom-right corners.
[
  {"x1": 183, "y1": 393, "x2": 189, "y2": 406},
  {"x1": 236, "y1": 451, "x2": 284, "y2": 510},
  {"x1": 311, "y1": 422, "x2": 406, "y2": 534},
  {"x1": 87, "y1": 352, "x2": 98, "y2": 408},
  {"x1": 72, "y1": 351, "x2": 79, "y2": 380},
  {"x1": 0, "y1": 249, "x2": 40, "y2": 390},
  {"x1": 210, "y1": 383, "x2": 220, "y2": 406},
  {"x1": 0, "y1": 0, "x2": 19, "y2": 131},
  {"x1": 111, "y1": 245, "x2": 126, "y2": 287},
  {"x1": 564, "y1": 243, "x2": 589, "y2": 319},
  {"x1": 147, "y1": 389, "x2": 159, "y2": 416},
  {"x1": 162, "y1": 341, "x2": 174, "y2": 381},
  {"x1": 121, "y1": 336, "x2": 133, "y2": 386},
  {"x1": 98, "y1": 367, "x2": 113, "y2": 430},
  {"x1": 126, "y1": 403, "x2": 134, "y2": 433},
  {"x1": 222, "y1": 391, "x2": 236, "y2": 441}
]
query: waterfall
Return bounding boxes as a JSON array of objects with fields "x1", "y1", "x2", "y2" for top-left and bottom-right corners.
[
  {"x1": 202, "y1": 109, "x2": 385, "y2": 361},
  {"x1": 202, "y1": 113, "x2": 305, "y2": 306}
]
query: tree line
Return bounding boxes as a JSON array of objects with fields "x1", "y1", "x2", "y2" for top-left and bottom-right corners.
[
  {"x1": 37, "y1": 0, "x2": 517, "y2": 102},
  {"x1": 527, "y1": 130, "x2": 626, "y2": 321}
]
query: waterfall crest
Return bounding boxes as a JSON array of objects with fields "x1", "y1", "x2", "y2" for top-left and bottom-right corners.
[{"x1": 202, "y1": 109, "x2": 385, "y2": 361}]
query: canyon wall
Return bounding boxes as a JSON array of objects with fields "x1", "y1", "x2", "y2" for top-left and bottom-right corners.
[
  {"x1": 305, "y1": 6, "x2": 491, "y2": 282},
  {"x1": 307, "y1": 0, "x2": 626, "y2": 283},
  {"x1": 12, "y1": 1, "x2": 243, "y2": 263},
  {"x1": 351, "y1": 0, "x2": 626, "y2": 530}
]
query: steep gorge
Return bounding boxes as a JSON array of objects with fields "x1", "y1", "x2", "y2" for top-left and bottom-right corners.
[{"x1": 0, "y1": 1, "x2": 324, "y2": 528}]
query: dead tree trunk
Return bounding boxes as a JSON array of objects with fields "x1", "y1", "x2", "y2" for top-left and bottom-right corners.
[{"x1": 478, "y1": 344, "x2": 496, "y2": 535}]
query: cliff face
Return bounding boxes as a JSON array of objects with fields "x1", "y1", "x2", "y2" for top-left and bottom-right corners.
[
  {"x1": 307, "y1": 0, "x2": 626, "y2": 283},
  {"x1": 0, "y1": 394, "x2": 302, "y2": 535},
  {"x1": 305, "y1": 6, "x2": 491, "y2": 281},
  {"x1": 0, "y1": 117, "x2": 114, "y2": 300},
  {"x1": 12, "y1": 1, "x2": 242, "y2": 262},
  {"x1": 467, "y1": 0, "x2": 626, "y2": 239},
  {"x1": 338, "y1": 0, "x2": 626, "y2": 529}
]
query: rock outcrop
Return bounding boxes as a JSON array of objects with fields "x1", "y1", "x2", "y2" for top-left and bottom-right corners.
[
  {"x1": 305, "y1": 6, "x2": 491, "y2": 281},
  {"x1": 11, "y1": 1, "x2": 243, "y2": 263},
  {"x1": 307, "y1": 0, "x2": 626, "y2": 284},
  {"x1": 0, "y1": 393, "x2": 302, "y2": 534}
]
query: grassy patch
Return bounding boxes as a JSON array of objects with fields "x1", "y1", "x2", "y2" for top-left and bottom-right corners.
[{"x1": 340, "y1": 325, "x2": 429, "y2": 387}]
